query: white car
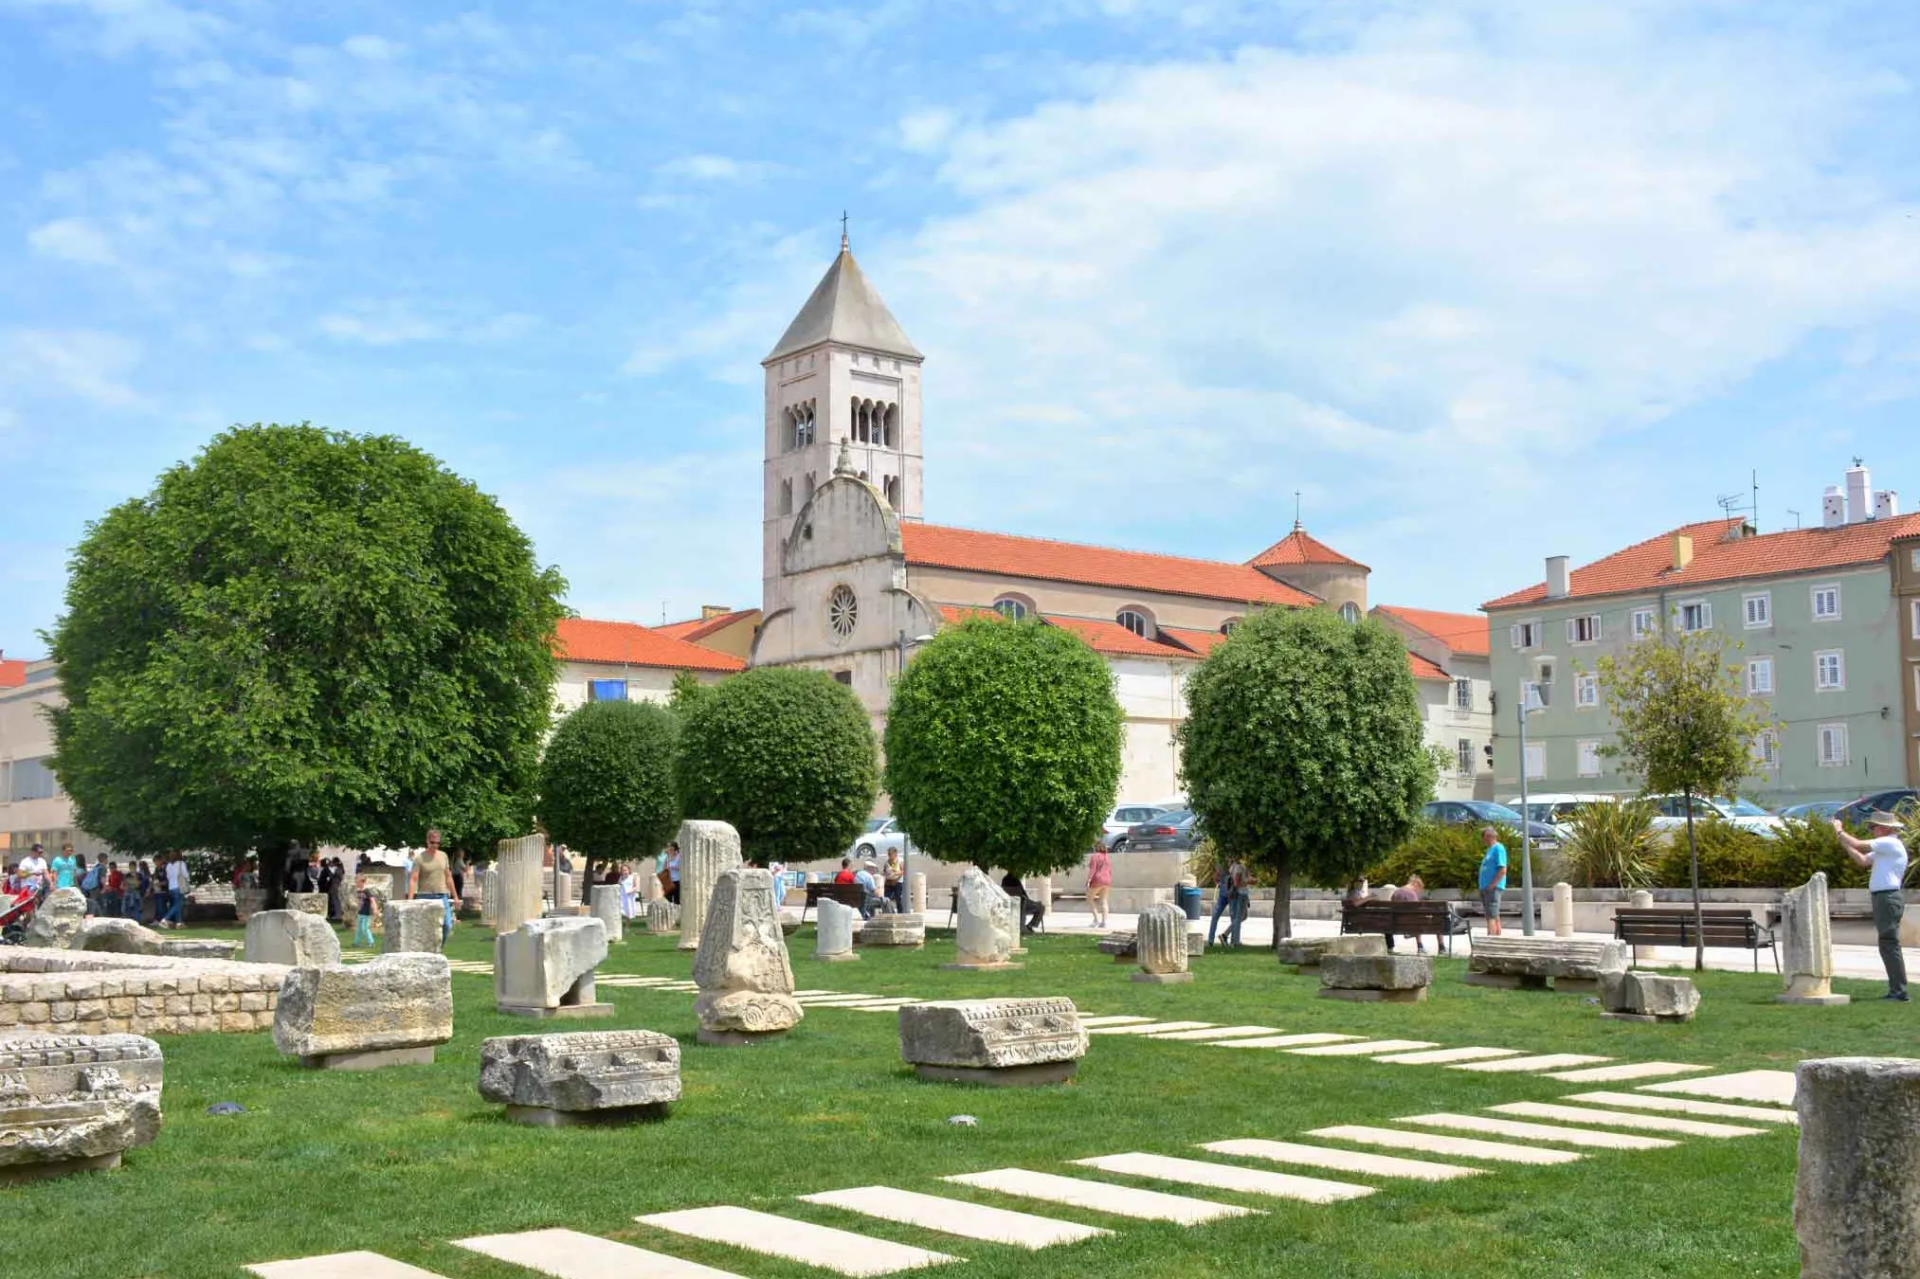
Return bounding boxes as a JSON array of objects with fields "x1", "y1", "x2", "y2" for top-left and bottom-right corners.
[
  {"x1": 1102, "y1": 804, "x2": 1171, "y2": 853},
  {"x1": 1503, "y1": 793, "x2": 1618, "y2": 839},
  {"x1": 1646, "y1": 794, "x2": 1783, "y2": 839},
  {"x1": 848, "y1": 817, "x2": 912, "y2": 862}
]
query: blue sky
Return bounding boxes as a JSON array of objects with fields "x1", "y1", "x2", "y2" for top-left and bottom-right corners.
[{"x1": 4, "y1": 0, "x2": 1919, "y2": 660}]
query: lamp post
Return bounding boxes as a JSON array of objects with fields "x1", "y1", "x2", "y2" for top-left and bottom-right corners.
[
  {"x1": 894, "y1": 629, "x2": 935, "y2": 906},
  {"x1": 1515, "y1": 679, "x2": 1549, "y2": 936}
]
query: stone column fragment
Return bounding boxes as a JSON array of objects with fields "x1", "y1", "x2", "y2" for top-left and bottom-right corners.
[
  {"x1": 909, "y1": 872, "x2": 927, "y2": 914},
  {"x1": 590, "y1": 884, "x2": 624, "y2": 943},
  {"x1": 946, "y1": 867, "x2": 1019, "y2": 971},
  {"x1": 693, "y1": 868, "x2": 801, "y2": 1044},
  {"x1": 1796, "y1": 1057, "x2": 1920, "y2": 1278},
  {"x1": 1780, "y1": 873, "x2": 1848, "y2": 1005},
  {"x1": 495, "y1": 917, "x2": 611, "y2": 1018},
  {"x1": 815, "y1": 898, "x2": 860, "y2": 962},
  {"x1": 677, "y1": 820, "x2": 743, "y2": 951},
  {"x1": 1135, "y1": 902, "x2": 1192, "y2": 984},
  {"x1": 494, "y1": 835, "x2": 545, "y2": 935}
]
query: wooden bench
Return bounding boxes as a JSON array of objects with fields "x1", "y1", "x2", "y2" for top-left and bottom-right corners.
[
  {"x1": 1340, "y1": 901, "x2": 1471, "y2": 954},
  {"x1": 1614, "y1": 907, "x2": 1777, "y2": 972},
  {"x1": 801, "y1": 881, "x2": 867, "y2": 923}
]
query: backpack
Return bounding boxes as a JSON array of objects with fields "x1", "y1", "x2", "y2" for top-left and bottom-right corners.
[{"x1": 81, "y1": 866, "x2": 100, "y2": 892}]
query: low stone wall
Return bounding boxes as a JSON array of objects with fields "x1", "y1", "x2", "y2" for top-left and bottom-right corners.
[{"x1": 0, "y1": 947, "x2": 289, "y2": 1037}]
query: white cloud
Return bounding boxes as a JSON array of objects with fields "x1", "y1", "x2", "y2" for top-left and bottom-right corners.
[
  {"x1": 317, "y1": 300, "x2": 538, "y2": 346},
  {"x1": 2, "y1": 0, "x2": 226, "y2": 58},
  {"x1": 341, "y1": 34, "x2": 404, "y2": 60},
  {"x1": 653, "y1": 154, "x2": 779, "y2": 183},
  {"x1": 1, "y1": 329, "x2": 145, "y2": 407},
  {"x1": 27, "y1": 217, "x2": 117, "y2": 265}
]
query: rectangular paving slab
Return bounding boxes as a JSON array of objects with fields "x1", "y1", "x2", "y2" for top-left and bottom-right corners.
[
  {"x1": 1212, "y1": 1033, "x2": 1364, "y2": 1049},
  {"x1": 1087, "y1": 1021, "x2": 1216, "y2": 1036},
  {"x1": 943, "y1": 1168, "x2": 1255, "y2": 1224},
  {"x1": 1373, "y1": 1046, "x2": 1524, "y2": 1065},
  {"x1": 456, "y1": 1229, "x2": 747, "y2": 1278},
  {"x1": 1077, "y1": 1015, "x2": 1158, "y2": 1027},
  {"x1": 1306, "y1": 1125, "x2": 1584, "y2": 1165},
  {"x1": 1285, "y1": 1039, "x2": 1439, "y2": 1057},
  {"x1": 1396, "y1": 1112, "x2": 1675, "y2": 1151},
  {"x1": 250, "y1": 1255, "x2": 448, "y2": 1279},
  {"x1": 1546, "y1": 1062, "x2": 1710, "y2": 1083},
  {"x1": 799, "y1": 1186, "x2": 1109, "y2": 1249},
  {"x1": 1489, "y1": 1102, "x2": 1763, "y2": 1139},
  {"x1": 1450, "y1": 1053, "x2": 1612, "y2": 1074},
  {"x1": 1145, "y1": 1025, "x2": 1287, "y2": 1041},
  {"x1": 1561, "y1": 1090, "x2": 1800, "y2": 1125},
  {"x1": 1201, "y1": 1139, "x2": 1483, "y2": 1181},
  {"x1": 636, "y1": 1207, "x2": 957, "y2": 1276},
  {"x1": 1071, "y1": 1152, "x2": 1374, "y2": 1204},
  {"x1": 1641, "y1": 1070, "x2": 1797, "y2": 1107}
]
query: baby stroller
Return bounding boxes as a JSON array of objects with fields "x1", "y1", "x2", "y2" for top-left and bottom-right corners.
[{"x1": 0, "y1": 884, "x2": 40, "y2": 945}]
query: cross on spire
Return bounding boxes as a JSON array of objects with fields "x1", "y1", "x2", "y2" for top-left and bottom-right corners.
[{"x1": 840, "y1": 210, "x2": 850, "y2": 251}]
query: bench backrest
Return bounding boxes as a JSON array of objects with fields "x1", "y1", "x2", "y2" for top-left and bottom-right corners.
[
  {"x1": 1341, "y1": 900, "x2": 1457, "y2": 934},
  {"x1": 1614, "y1": 908, "x2": 1763, "y2": 945},
  {"x1": 806, "y1": 882, "x2": 867, "y2": 907}
]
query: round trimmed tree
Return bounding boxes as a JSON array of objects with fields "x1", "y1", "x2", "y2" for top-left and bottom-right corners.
[
  {"x1": 676, "y1": 666, "x2": 878, "y2": 864},
  {"x1": 47, "y1": 423, "x2": 566, "y2": 899},
  {"x1": 539, "y1": 698, "x2": 681, "y2": 886},
  {"x1": 1178, "y1": 605, "x2": 1434, "y2": 945},
  {"x1": 884, "y1": 617, "x2": 1123, "y2": 876}
]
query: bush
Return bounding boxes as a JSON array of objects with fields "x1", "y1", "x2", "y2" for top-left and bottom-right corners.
[
  {"x1": 1654, "y1": 817, "x2": 1770, "y2": 889},
  {"x1": 1560, "y1": 800, "x2": 1659, "y2": 888},
  {"x1": 1190, "y1": 837, "x2": 1279, "y2": 889},
  {"x1": 1760, "y1": 816, "x2": 1865, "y2": 889},
  {"x1": 1366, "y1": 822, "x2": 1520, "y2": 895},
  {"x1": 676, "y1": 667, "x2": 879, "y2": 865},
  {"x1": 539, "y1": 699, "x2": 680, "y2": 877}
]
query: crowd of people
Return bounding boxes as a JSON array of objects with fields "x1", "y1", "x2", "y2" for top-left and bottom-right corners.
[{"x1": 3, "y1": 840, "x2": 195, "y2": 928}]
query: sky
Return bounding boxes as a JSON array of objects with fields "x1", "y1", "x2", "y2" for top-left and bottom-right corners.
[{"x1": 4, "y1": 0, "x2": 1920, "y2": 660}]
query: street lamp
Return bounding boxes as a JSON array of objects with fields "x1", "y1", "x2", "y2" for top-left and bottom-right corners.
[
  {"x1": 893, "y1": 630, "x2": 936, "y2": 906},
  {"x1": 1515, "y1": 678, "x2": 1550, "y2": 936}
]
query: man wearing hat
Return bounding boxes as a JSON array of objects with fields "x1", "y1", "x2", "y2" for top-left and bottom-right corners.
[
  {"x1": 1835, "y1": 812, "x2": 1911, "y2": 1002},
  {"x1": 853, "y1": 857, "x2": 886, "y2": 918}
]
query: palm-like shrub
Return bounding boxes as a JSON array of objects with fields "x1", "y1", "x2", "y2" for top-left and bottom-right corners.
[
  {"x1": 1366, "y1": 822, "x2": 1519, "y2": 895},
  {"x1": 1560, "y1": 800, "x2": 1659, "y2": 888},
  {"x1": 1764, "y1": 817, "x2": 1865, "y2": 889}
]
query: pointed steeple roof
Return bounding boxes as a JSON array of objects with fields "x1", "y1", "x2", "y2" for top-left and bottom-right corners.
[
  {"x1": 1247, "y1": 522, "x2": 1369, "y2": 571},
  {"x1": 765, "y1": 245, "x2": 922, "y2": 363}
]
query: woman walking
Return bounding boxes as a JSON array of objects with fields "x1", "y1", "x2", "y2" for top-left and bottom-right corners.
[{"x1": 1086, "y1": 843, "x2": 1113, "y2": 928}]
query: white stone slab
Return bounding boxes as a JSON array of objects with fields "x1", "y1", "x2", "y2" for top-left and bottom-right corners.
[
  {"x1": 636, "y1": 1207, "x2": 956, "y2": 1276},
  {"x1": 1374, "y1": 1046, "x2": 1525, "y2": 1065},
  {"x1": 792, "y1": 989, "x2": 843, "y2": 996},
  {"x1": 1562, "y1": 1090, "x2": 1800, "y2": 1124},
  {"x1": 1212, "y1": 1033, "x2": 1364, "y2": 1049},
  {"x1": 1145, "y1": 1025, "x2": 1286, "y2": 1042},
  {"x1": 249, "y1": 1255, "x2": 447, "y2": 1279},
  {"x1": 1545, "y1": 1061, "x2": 1710, "y2": 1083},
  {"x1": 1078, "y1": 1015, "x2": 1158, "y2": 1027},
  {"x1": 1641, "y1": 1070, "x2": 1797, "y2": 1107},
  {"x1": 842, "y1": 1001, "x2": 926, "y2": 1011},
  {"x1": 1285, "y1": 1039, "x2": 1439, "y2": 1057},
  {"x1": 1201, "y1": 1139, "x2": 1483, "y2": 1182},
  {"x1": 1450, "y1": 1053, "x2": 1612, "y2": 1074},
  {"x1": 1071, "y1": 1152, "x2": 1373, "y2": 1204},
  {"x1": 797, "y1": 994, "x2": 880, "y2": 1004},
  {"x1": 1306, "y1": 1125, "x2": 1583, "y2": 1165},
  {"x1": 1396, "y1": 1112, "x2": 1675, "y2": 1151},
  {"x1": 943, "y1": 1168, "x2": 1255, "y2": 1224},
  {"x1": 457, "y1": 1229, "x2": 747, "y2": 1278},
  {"x1": 799, "y1": 1186, "x2": 1108, "y2": 1249},
  {"x1": 1489, "y1": 1102, "x2": 1763, "y2": 1139},
  {"x1": 1087, "y1": 1021, "x2": 1216, "y2": 1036}
]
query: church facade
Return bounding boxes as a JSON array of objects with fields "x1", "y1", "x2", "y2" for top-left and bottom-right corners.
[{"x1": 747, "y1": 241, "x2": 1378, "y2": 802}]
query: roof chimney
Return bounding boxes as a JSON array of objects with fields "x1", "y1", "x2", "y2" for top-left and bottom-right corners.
[
  {"x1": 1823, "y1": 485, "x2": 1845, "y2": 529},
  {"x1": 1671, "y1": 533, "x2": 1693, "y2": 572},
  {"x1": 1544, "y1": 555, "x2": 1570, "y2": 600},
  {"x1": 700, "y1": 605, "x2": 731, "y2": 621},
  {"x1": 1847, "y1": 461, "x2": 1872, "y2": 524},
  {"x1": 1875, "y1": 490, "x2": 1900, "y2": 521}
]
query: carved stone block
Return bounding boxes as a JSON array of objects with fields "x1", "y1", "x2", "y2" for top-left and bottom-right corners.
[
  {"x1": 899, "y1": 998, "x2": 1087, "y2": 1086},
  {"x1": 478, "y1": 1029, "x2": 679, "y2": 1126},
  {"x1": 0, "y1": 1033, "x2": 165, "y2": 1182}
]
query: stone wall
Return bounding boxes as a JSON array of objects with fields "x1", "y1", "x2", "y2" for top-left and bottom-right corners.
[{"x1": 0, "y1": 947, "x2": 289, "y2": 1037}]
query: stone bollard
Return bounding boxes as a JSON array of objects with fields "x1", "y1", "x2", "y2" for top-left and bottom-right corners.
[
  {"x1": 909, "y1": 871, "x2": 927, "y2": 914},
  {"x1": 480, "y1": 867, "x2": 499, "y2": 927},
  {"x1": 590, "y1": 884, "x2": 624, "y2": 943},
  {"x1": 1795, "y1": 1057, "x2": 1920, "y2": 1277},
  {"x1": 677, "y1": 820, "x2": 743, "y2": 952},
  {"x1": 1135, "y1": 902, "x2": 1192, "y2": 984},
  {"x1": 1552, "y1": 882, "x2": 1574, "y2": 937},
  {"x1": 1630, "y1": 889, "x2": 1654, "y2": 908},
  {"x1": 494, "y1": 835, "x2": 545, "y2": 935},
  {"x1": 815, "y1": 899, "x2": 860, "y2": 962},
  {"x1": 1030, "y1": 875, "x2": 1053, "y2": 918}
]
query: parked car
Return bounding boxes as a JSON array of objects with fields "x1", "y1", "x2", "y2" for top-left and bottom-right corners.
[
  {"x1": 1422, "y1": 799, "x2": 1562, "y2": 849},
  {"x1": 1504, "y1": 793, "x2": 1618, "y2": 837},
  {"x1": 1101, "y1": 804, "x2": 1170, "y2": 853},
  {"x1": 1125, "y1": 809, "x2": 1203, "y2": 853},
  {"x1": 1645, "y1": 794, "x2": 1783, "y2": 838},
  {"x1": 848, "y1": 817, "x2": 912, "y2": 862},
  {"x1": 1836, "y1": 789, "x2": 1920, "y2": 827},
  {"x1": 1778, "y1": 800, "x2": 1846, "y2": 823}
]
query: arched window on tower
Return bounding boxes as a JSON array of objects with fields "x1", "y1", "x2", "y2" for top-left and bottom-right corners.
[
  {"x1": 882, "y1": 475, "x2": 900, "y2": 508},
  {"x1": 883, "y1": 403, "x2": 898, "y2": 448},
  {"x1": 780, "y1": 478, "x2": 793, "y2": 515},
  {"x1": 1117, "y1": 608, "x2": 1154, "y2": 638}
]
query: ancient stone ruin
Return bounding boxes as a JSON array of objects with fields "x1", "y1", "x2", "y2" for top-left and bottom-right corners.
[
  {"x1": 1464, "y1": 935, "x2": 1626, "y2": 993},
  {"x1": 693, "y1": 868, "x2": 801, "y2": 1045},
  {"x1": 494, "y1": 917, "x2": 611, "y2": 1019},
  {"x1": 590, "y1": 884, "x2": 624, "y2": 943},
  {"x1": 1598, "y1": 970, "x2": 1700, "y2": 1023},
  {"x1": 477, "y1": 1029, "x2": 680, "y2": 1127},
  {"x1": 1134, "y1": 902, "x2": 1192, "y2": 985},
  {"x1": 678, "y1": 820, "x2": 744, "y2": 952},
  {"x1": 857, "y1": 912, "x2": 925, "y2": 949},
  {"x1": 493, "y1": 835, "x2": 546, "y2": 935},
  {"x1": 899, "y1": 997, "x2": 1088, "y2": 1086},
  {"x1": 244, "y1": 910, "x2": 341, "y2": 968},
  {"x1": 0, "y1": 1033, "x2": 165, "y2": 1183},
  {"x1": 945, "y1": 867, "x2": 1018, "y2": 971},
  {"x1": 1795, "y1": 1056, "x2": 1920, "y2": 1277},
  {"x1": 383, "y1": 900, "x2": 446, "y2": 954},
  {"x1": 814, "y1": 898, "x2": 860, "y2": 962},
  {"x1": 272, "y1": 953, "x2": 454, "y2": 1069},
  {"x1": 1779, "y1": 873, "x2": 1849, "y2": 1006},
  {"x1": 1320, "y1": 953, "x2": 1434, "y2": 1003}
]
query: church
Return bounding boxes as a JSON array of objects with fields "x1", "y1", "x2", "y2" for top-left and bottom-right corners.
[{"x1": 743, "y1": 237, "x2": 1386, "y2": 802}]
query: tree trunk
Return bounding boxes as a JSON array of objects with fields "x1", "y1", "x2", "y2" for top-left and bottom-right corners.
[
  {"x1": 1684, "y1": 788, "x2": 1704, "y2": 972},
  {"x1": 260, "y1": 838, "x2": 292, "y2": 911},
  {"x1": 1271, "y1": 857, "x2": 1293, "y2": 954}
]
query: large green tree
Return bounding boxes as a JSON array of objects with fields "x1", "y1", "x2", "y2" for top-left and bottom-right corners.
[
  {"x1": 47, "y1": 423, "x2": 566, "y2": 899},
  {"x1": 539, "y1": 699, "x2": 681, "y2": 888},
  {"x1": 884, "y1": 617, "x2": 1124, "y2": 876},
  {"x1": 1178, "y1": 606, "x2": 1435, "y2": 946},
  {"x1": 1595, "y1": 627, "x2": 1773, "y2": 970},
  {"x1": 676, "y1": 666, "x2": 878, "y2": 864}
]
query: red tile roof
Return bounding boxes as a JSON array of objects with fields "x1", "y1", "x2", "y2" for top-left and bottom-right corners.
[
  {"x1": 1045, "y1": 615, "x2": 1198, "y2": 659},
  {"x1": 1159, "y1": 625, "x2": 1229, "y2": 657},
  {"x1": 937, "y1": 605, "x2": 1005, "y2": 624},
  {"x1": 1247, "y1": 524, "x2": 1369, "y2": 571},
  {"x1": 1484, "y1": 513, "x2": 1920, "y2": 610},
  {"x1": 655, "y1": 608, "x2": 757, "y2": 644},
  {"x1": 902, "y1": 523, "x2": 1317, "y2": 607},
  {"x1": 553, "y1": 618, "x2": 746, "y2": 673},
  {"x1": 1408, "y1": 652, "x2": 1451, "y2": 681},
  {"x1": 0, "y1": 659, "x2": 26, "y2": 690},
  {"x1": 1373, "y1": 605, "x2": 1490, "y2": 658}
]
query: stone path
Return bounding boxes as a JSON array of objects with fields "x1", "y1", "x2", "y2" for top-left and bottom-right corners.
[
  {"x1": 1145, "y1": 1024, "x2": 1285, "y2": 1041},
  {"x1": 1545, "y1": 1061, "x2": 1708, "y2": 1083},
  {"x1": 1071, "y1": 1152, "x2": 1375, "y2": 1204},
  {"x1": 1306, "y1": 1125, "x2": 1585, "y2": 1165},
  {"x1": 1489, "y1": 1102, "x2": 1763, "y2": 1139},
  {"x1": 1374, "y1": 1046, "x2": 1521, "y2": 1065},
  {"x1": 458, "y1": 1228, "x2": 747, "y2": 1278},
  {"x1": 1200, "y1": 1138, "x2": 1483, "y2": 1181},
  {"x1": 1213, "y1": 1032, "x2": 1363, "y2": 1049},
  {"x1": 1449, "y1": 1053, "x2": 1612, "y2": 1073},
  {"x1": 249, "y1": 1254, "x2": 446, "y2": 1278},
  {"x1": 1395, "y1": 1112, "x2": 1675, "y2": 1152},
  {"x1": 1285, "y1": 1039, "x2": 1438, "y2": 1057},
  {"x1": 1561, "y1": 1090, "x2": 1800, "y2": 1125},
  {"x1": 1085, "y1": 1020, "x2": 1216, "y2": 1036},
  {"x1": 1640, "y1": 1070, "x2": 1797, "y2": 1107},
  {"x1": 944, "y1": 1168, "x2": 1254, "y2": 1224},
  {"x1": 636, "y1": 1206, "x2": 958, "y2": 1276},
  {"x1": 799, "y1": 1186, "x2": 1110, "y2": 1249}
]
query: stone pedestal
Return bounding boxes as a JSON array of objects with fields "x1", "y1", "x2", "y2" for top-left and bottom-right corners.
[
  {"x1": 273, "y1": 954, "x2": 453, "y2": 1069},
  {"x1": 496, "y1": 917, "x2": 612, "y2": 1018},
  {"x1": 1320, "y1": 953, "x2": 1433, "y2": 1003},
  {"x1": 494, "y1": 835, "x2": 545, "y2": 935},
  {"x1": 858, "y1": 913, "x2": 925, "y2": 948},
  {"x1": 1134, "y1": 902, "x2": 1192, "y2": 985},
  {"x1": 678, "y1": 820, "x2": 744, "y2": 952},
  {"x1": 1780, "y1": 873, "x2": 1850, "y2": 1006},
  {"x1": 1464, "y1": 936, "x2": 1626, "y2": 991},
  {"x1": 285, "y1": 892, "x2": 329, "y2": 918},
  {"x1": 383, "y1": 900, "x2": 446, "y2": 954},
  {"x1": 245, "y1": 909, "x2": 341, "y2": 967},
  {"x1": 590, "y1": 884, "x2": 624, "y2": 944},
  {"x1": 814, "y1": 899, "x2": 860, "y2": 962},
  {"x1": 1599, "y1": 970, "x2": 1701, "y2": 1023},
  {"x1": 900, "y1": 998, "x2": 1086, "y2": 1087},
  {"x1": 1552, "y1": 882, "x2": 1575, "y2": 938},
  {"x1": 480, "y1": 867, "x2": 500, "y2": 926},
  {"x1": 693, "y1": 868, "x2": 802, "y2": 1044},
  {"x1": 552, "y1": 871, "x2": 573, "y2": 914},
  {"x1": 909, "y1": 871, "x2": 927, "y2": 914},
  {"x1": 644, "y1": 900, "x2": 680, "y2": 935},
  {"x1": 946, "y1": 867, "x2": 1020, "y2": 970},
  {"x1": 0, "y1": 1034, "x2": 164, "y2": 1183},
  {"x1": 479, "y1": 1029, "x2": 680, "y2": 1127},
  {"x1": 1795, "y1": 1057, "x2": 1920, "y2": 1277}
]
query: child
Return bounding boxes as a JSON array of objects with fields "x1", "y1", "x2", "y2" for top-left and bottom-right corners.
[{"x1": 353, "y1": 878, "x2": 375, "y2": 948}]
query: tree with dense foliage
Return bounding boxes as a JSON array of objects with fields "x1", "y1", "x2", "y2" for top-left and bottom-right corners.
[
  {"x1": 884, "y1": 617, "x2": 1124, "y2": 877},
  {"x1": 669, "y1": 670, "x2": 713, "y2": 719},
  {"x1": 539, "y1": 699, "x2": 681, "y2": 887},
  {"x1": 47, "y1": 423, "x2": 566, "y2": 901},
  {"x1": 1179, "y1": 606, "x2": 1434, "y2": 945},
  {"x1": 676, "y1": 666, "x2": 878, "y2": 864},
  {"x1": 1595, "y1": 627, "x2": 1773, "y2": 970}
]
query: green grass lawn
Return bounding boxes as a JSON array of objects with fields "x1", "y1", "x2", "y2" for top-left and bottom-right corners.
[{"x1": 14, "y1": 923, "x2": 1908, "y2": 1279}]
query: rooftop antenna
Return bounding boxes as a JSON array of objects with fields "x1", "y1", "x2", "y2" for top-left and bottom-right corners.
[
  {"x1": 1293, "y1": 491, "x2": 1302, "y2": 531},
  {"x1": 1786, "y1": 509, "x2": 1801, "y2": 529},
  {"x1": 840, "y1": 211, "x2": 850, "y2": 252}
]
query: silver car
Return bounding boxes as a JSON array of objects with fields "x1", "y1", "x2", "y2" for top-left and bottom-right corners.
[{"x1": 1101, "y1": 804, "x2": 1169, "y2": 853}]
